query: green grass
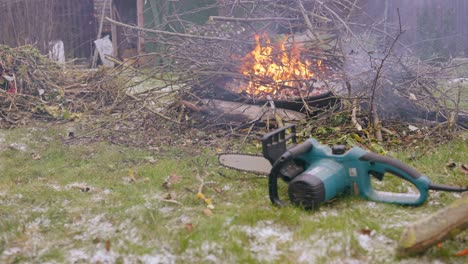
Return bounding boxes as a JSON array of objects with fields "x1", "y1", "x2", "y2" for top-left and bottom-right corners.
[{"x1": 0, "y1": 126, "x2": 467, "y2": 263}]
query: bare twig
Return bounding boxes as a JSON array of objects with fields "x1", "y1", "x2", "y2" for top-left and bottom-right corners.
[
  {"x1": 209, "y1": 16, "x2": 300, "y2": 22},
  {"x1": 368, "y1": 8, "x2": 404, "y2": 141},
  {"x1": 105, "y1": 17, "x2": 244, "y2": 42},
  {"x1": 126, "y1": 93, "x2": 181, "y2": 125}
]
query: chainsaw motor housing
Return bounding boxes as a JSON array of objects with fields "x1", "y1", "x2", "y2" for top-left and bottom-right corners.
[{"x1": 288, "y1": 159, "x2": 347, "y2": 210}]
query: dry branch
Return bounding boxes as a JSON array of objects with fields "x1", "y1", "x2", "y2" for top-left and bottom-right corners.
[
  {"x1": 209, "y1": 16, "x2": 300, "y2": 22},
  {"x1": 105, "y1": 17, "x2": 240, "y2": 42},
  {"x1": 397, "y1": 193, "x2": 468, "y2": 256}
]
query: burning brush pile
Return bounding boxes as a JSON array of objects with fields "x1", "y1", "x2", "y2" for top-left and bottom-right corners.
[
  {"x1": 178, "y1": 31, "x2": 344, "y2": 121},
  {"x1": 232, "y1": 33, "x2": 335, "y2": 99}
]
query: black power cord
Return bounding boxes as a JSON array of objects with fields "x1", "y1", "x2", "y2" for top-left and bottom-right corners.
[{"x1": 429, "y1": 183, "x2": 468, "y2": 192}]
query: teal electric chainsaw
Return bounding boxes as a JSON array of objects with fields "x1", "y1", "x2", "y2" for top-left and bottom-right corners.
[{"x1": 219, "y1": 125, "x2": 467, "y2": 210}]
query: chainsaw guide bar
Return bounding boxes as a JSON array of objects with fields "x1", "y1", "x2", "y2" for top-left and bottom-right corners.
[{"x1": 218, "y1": 154, "x2": 272, "y2": 175}]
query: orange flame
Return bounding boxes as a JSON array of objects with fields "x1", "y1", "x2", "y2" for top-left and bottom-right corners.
[{"x1": 239, "y1": 34, "x2": 318, "y2": 96}]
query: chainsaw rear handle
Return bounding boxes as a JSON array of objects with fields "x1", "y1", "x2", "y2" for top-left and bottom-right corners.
[
  {"x1": 269, "y1": 140, "x2": 313, "y2": 206},
  {"x1": 359, "y1": 152, "x2": 431, "y2": 206}
]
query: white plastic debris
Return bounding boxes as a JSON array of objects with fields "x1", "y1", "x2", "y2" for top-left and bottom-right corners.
[
  {"x1": 94, "y1": 35, "x2": 114, "y2": 67},
  {"x1": 48, "y1": 40, "x2": 65, "y2": 63},
  {"x1": 408, "y1": 125, "x2": 419, "y2": 131}
]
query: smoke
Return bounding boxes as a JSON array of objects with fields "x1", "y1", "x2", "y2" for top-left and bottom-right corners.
[
  {"x1": 339, "y1": 1, "x2": 468, "y2": 127},
  {"x1": 358, "y1": 0, "x2": 467, "y2": 60}
]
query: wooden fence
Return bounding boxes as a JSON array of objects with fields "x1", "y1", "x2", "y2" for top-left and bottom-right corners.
[{"x1": 0, "y1": 0, "x2": 96, "y2": 58}]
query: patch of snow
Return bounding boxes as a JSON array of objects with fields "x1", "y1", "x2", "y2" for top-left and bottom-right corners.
[
  {"x1": 292, "y1": 232, "x2": 345, "y2": 263},
  {"x1": 234, "y1": 221, "x2": 293, "y2": 262},
  {"x1": 1, "y1": 247, "x2": 21, "y2": 256},
  {"x1": 115, "y1": 220, "x2": 142, "y2": 245},
  {"x1": 91, "y1": 191, "x2": 111, "y2": 203},
  {"x1": 158, "y1": 206, "x2": 174, "y2": 214},
  {"x1": 183, "y1": 241, "x2": 223, "y2": 263},
  {"x1": 90, "y1": 249, "x2": 118, "y2": 264},
  {"x1": 448, "y1": 77, "x2": 468, "y2": 84},
  {"x1": 319, "y1": 208, "x2": 339, "y2": 217},
  {"x1": 69, "y1": 249, "x2": 89, "y2": 263},
  {"x1": 292, "y1": 231, "x2": 392, "y2": 264},
  {"x1": 26, "y1": 216, "x2": 51, "y2": 229},
  {"x1": 61, "y1": 199, "x2": 70, "y2": 207},
  {"x1": 31, "y1": 206, "x2": 48, "y2": 213},
  {"x1": 137, "y1": 248, "x2": 177, "y2": 264},
  {"x1": 355, "y1": 231, "x2": 395, "y2": 263},
  {"x1": 48, "y1": 183, "x2": 62, "y2": 191},
  {"x1": 222, "y1": 184, "x2": 232, "y2": 191},
  {"x1": 66, "y1": 214, "x2": 116, "y2": 241},
  {"x1": 8, "y1": 143, "x2": 28, "y2": 151},
  {"x1": 364, "y1": 201, "x2": 378, "y2": 209},
  {"x1": 143, "y1": 193, "x2": 164, "y2": 209}
]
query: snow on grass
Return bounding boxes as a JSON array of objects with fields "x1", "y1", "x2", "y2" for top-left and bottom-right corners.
[
  {"x1": 234, "y1": 220, "x2": 293, "y2": 262},
  {"x1": 182, "y1": 241, "x2": 224, "y2": 263},
  {"x1": 68, "y1": 248, "x2": 117, "y2": 264},
  {"x1": 291, "y1": 231, "x2": 347, "y2": 263},
  {"x1": 65, "y1": 214, "x2": 116, "y2": 242}
]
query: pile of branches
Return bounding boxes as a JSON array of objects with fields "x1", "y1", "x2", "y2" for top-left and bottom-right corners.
[{"x1": 0, "y1": 45, "x2": 125, "y2": 127}]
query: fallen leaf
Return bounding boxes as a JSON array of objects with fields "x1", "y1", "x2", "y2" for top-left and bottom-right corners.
[
  {"x1": 460, "y1": 164, "x2": 468, "y2": 174},
  {"x1": 455, "y1": 248, "x2": 468, "y2": 256},
  {"x1": 105, "y1": 240, "x2": 111, "y2": 252},
  {"x1": 196, "y1": 192, "x2": 205, "y2": 200},
  {"x1": 31, "y1": 153, "x2": 41, "y2": 160},
  {"x1": 185, "y1": 223, "x2": 194, "y2": 232},
  {"x1": 203, "y1": 208, "x2": 213, "y2": 217},
  {"x1": 168, "y1": 174, "x2": 182, "y2": 184},
  {"x1": 128, "y1": 168, "x2": 137, "y2": 183},
  {"x1": 359, "y1": 228, "x2": 372, "y2": 236},
  {"x1": 162, "y1": 173, "x2": 182, "y2": 189},
  {"x1": 446, "y1": 162, "x2": 457, "y2": 168}
]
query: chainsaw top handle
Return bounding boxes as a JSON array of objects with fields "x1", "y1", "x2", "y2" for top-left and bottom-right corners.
[{"x1": 269, "y1": 140, "x2": 313, "y2": 206}]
